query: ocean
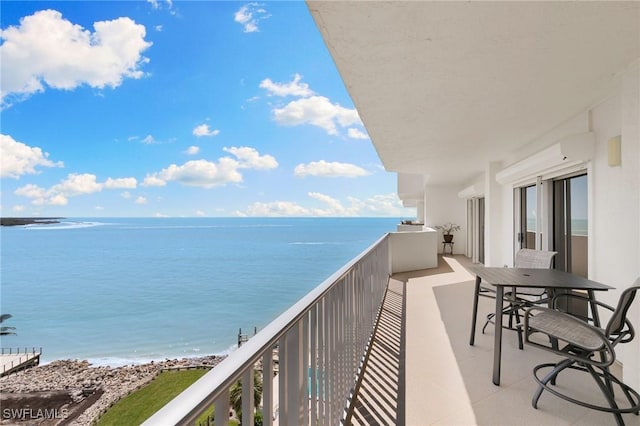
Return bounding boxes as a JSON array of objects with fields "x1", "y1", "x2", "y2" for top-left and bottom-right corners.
[{"x1": 1, "y1": 217, "x2": 400, "y2": 366}]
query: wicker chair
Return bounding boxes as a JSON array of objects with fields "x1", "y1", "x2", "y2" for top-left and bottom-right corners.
[
  {"x1": 524, "y1": 282, "x2": 640, "y2": 426},
  {"x1": 481, "y1": 249, "x2": 557, "y2": 349}
]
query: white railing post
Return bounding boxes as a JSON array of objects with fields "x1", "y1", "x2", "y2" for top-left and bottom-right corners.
[
  {"x1": 213, "y1": 389, "x2": 229, "y2": 426},
  {"x1": 302, "y1": 313, "x2": 310, "y2": 426},
  {"x1": 262, "y1": 349, "x2": 273, "y2": 426},
  {"x1": 241, "y1": 367, "x2": 254, "y2": 425},
  {"x1": 278, "y1": 336, "x2": 287, "y2": 423},
  {"x1": 310, "y1": 305, "x2": 318, "y2": 426},
  {"x1": 284, "y1": 322, "x2": 302, "y2": 425}
]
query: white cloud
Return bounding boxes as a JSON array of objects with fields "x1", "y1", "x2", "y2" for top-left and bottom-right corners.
[
  {"x1": 294, "y1": 160, "x2": 369, "y2": 178},
  {"x1": 142, "y1": 175, "x2": 167, "y2": 187},
  {"x1": 238, "y1": 192, "x2": 351, "y2": 217},
  {"x1": 185, "y1": 146, "x2": 200, "y2": 155},
  {"x1": 142, "y1": 135, "x2": 156, "y2": 145},
  {"x1": 155, "y1": 25, "x2": 163, "y2": 32},
  {"x1": 145, "y1": 158, "x2": 243, "y2": 188},
  {"x1": 14, "y1": 183, "x2": 47, "y2": 199},
  {"x1": 47, "y1": 194, "x2": 69, "y2": 206},
  {"x1": 14, "y1": 173, "x2": 143, "y2": 206},
  {"x1": 135, "y1": 196, "x2": 147, "y2": 204},
  {"x1": 238, "y1": 192, "x2": 411, "y2": 217},
  {"x1": 272, "y1": 96, "x2": 362, "y2": 135},
  {"x1": 239, "y1": 201, "x2": 312, "y2": 217},
  {"x1": 350, "y1": 193, "x2": 413, "y2": 217},
  {"x1": 192, "y1": 124, "x2": 220, "y2": 137},
  {"x1": 347, "y1": 128, "x2": 369, "y2": 140},
  {"x1": 308, "y1": 192, "x2": 350, "y2": 215},
  {"x1": 104, "y1": 177, "x2": 137, "y2": 189},
  {"x1": 51, "y1": 173, "x2": 102, "y2": 196},
  {"x1": 195, "y1": 210, "x2": 205, "y2": 216},
  {"x1": 144, "y1": 146, "x2": 277, "y2": 188},
  {"x1": 121, "y1": 191, "x2": 132, "y2": 199},
  {"x1": 0, "y1": 10, "x2": 152, "y2": 107},
  {"x1": 12, "y1": 205, "x2": 25, "y2": 212},
  {"x1": 0, "y1": 134, "x2": 64, "y2": 178},
  {"x1": 259, "y1": 74, "x2": 314, "y2": 97},
  {"x1": 95, "y1": 205, "x2": 104, "y2": 211},
  {"x1": 148, "y1": 0, "x2": 173, "y2": 10},
  {"x1": 223, "y1": 146, "x2": 278, "y2": 170},
  {"x1": 234, "y1": 3, "x2": 270, "y2": 33}
]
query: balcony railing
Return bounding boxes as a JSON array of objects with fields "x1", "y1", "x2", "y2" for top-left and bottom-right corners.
[{"x1": 143, "y1": 234, "x2": 391, "y2": 426}]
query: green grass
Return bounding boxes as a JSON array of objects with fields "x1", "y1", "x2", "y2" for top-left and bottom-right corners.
[{"x1": 97, "y1": 369, "x2": 209, "y2": 426}]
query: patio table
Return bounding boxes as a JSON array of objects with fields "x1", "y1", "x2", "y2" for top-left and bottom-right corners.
[{"x1": 467, "y1": 266, "x2": 613, "y2": 385}]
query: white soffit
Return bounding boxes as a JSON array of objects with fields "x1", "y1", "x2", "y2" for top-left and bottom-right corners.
[
  {"x1": 397, "y1": 173, "x2": 426, "y2": 199},
  {"x1": 307, "y1": 1, "x2": 640, "y2": 186},
  {"x1": 495, "y1": 132, "x2": 596, "y2": 185}
]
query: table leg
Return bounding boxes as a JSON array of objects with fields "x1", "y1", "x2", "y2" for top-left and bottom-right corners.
[
  {"x1": 469, "y1": 275, "x2": 481, "y2": 346},
  {"x1": 493, "y1": 285, "x2": 504, "y2": 386},
  {"x1": 588, "y1": 290, "x2": 602, "y2": 327}
]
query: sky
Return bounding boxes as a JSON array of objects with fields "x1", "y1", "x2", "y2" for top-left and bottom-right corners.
[{"x1": 0, "y1": 1, "x2": 414, "y2": 218}]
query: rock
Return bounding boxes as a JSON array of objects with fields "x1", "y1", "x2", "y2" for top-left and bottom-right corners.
[{"x1": 0, "y1": 354, "x2": 227, "y2": 425}]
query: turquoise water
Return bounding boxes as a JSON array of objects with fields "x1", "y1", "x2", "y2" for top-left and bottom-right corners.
[{"x1": 1, "y1": 217, "x2": 399, "y2": 365}]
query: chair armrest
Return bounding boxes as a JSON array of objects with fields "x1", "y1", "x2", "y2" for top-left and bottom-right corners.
[{"x1": 551, "y1": 292, "x2": 615, "y2": 313}]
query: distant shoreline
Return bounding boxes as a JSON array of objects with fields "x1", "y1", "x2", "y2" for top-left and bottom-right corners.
[{"x1": 0, "y1": 217, "x2": 64, "y2": 226}]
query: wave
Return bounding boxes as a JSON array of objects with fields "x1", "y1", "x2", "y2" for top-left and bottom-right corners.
[
  {"x1": 24, "y1": 221, "x2": 108, "y2": 230},
  {"x1": 290, "y1": 241, "x2": 345, "y2": 245},
  {"x1": 121, "y1": 224, "x2": 293, "y2": 230},
  {"x1": 41, "y1": 344, "x2": 239, "y2": 368}
]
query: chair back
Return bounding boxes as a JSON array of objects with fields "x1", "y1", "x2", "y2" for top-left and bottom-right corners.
[
  {"x1": 515, "y1": 249, "x2": 557, "y2": 269},
  {"x1": 605, "y1": 281, "x2": 640, "y2": 342}
]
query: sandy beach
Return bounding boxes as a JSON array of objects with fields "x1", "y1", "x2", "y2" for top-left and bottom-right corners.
[{"x1": 0, "y1": 355, "x2": 225, "y2": 425}]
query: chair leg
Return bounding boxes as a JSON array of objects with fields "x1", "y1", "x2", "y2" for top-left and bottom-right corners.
[
  {"x1": 599, "y1": 366, "x2": 640, "y2": 417},
  {"x1": 585, "y1": 364, "x2": 625, "y2": 426},
  {"x1": 482, "y1": 312, "x2": 494, "y2": 334},
  {"x1": 514, "y1": 306, "x2": 524, "y2": 350},
  {"x1": 532, "y1": 359, "x2": 573, "y2": 409}
]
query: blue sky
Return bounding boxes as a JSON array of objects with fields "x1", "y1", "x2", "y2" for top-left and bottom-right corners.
[{"x1": 1, "y1": 1, "x2": 412, "y2": 218}]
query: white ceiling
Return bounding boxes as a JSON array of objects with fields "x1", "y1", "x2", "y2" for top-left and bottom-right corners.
[{"x1": 307, "y1": 1, "x2": 640, "y2": 185}]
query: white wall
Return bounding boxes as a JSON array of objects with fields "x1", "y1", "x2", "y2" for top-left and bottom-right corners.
[
  {"x1": 389, "y1": 229, "x2": 439, "y2": 272},
  {"x1": 589, "y1": 60, "x2": 640, "y2": 389},
  {"x1": 423, "y1": 185, "x2": 467, "y2": 254}
]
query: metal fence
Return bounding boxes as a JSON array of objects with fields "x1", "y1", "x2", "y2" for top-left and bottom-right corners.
[{"x1": 143, "y1": 234, "x2": 390, "y2": 426}]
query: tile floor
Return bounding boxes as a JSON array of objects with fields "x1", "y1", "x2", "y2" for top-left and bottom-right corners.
[{"x1": 399, "y1": 255, "x2": 640, "y2": 426}]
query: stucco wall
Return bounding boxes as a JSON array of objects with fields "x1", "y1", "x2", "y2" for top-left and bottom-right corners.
[
  {"x1": 589, "y1": 60, "x2": 640, "y2": 389},
  {"x1": 423, "y1": 185, "x2": 467, "y2": 254}
]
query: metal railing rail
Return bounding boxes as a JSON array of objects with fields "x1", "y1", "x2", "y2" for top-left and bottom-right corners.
[{"x1": 143, "y1": 234, "x2": 390, "y2": 426}]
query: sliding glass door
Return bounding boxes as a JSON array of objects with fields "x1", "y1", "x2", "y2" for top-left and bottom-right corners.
[
  {"x1": 467, "y1": 197, "x2": 485, "y2": 264},
  {"x1": 553, "y1": 174, "x2": 588, "y2": 277},
  {"x1": 517, "y1": 184, "x2": 538, "y2": 249}
]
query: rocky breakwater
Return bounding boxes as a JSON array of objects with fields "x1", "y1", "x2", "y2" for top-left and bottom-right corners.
[{"x1": 0, "y1": 355, "x2": 225, "y2": 425}]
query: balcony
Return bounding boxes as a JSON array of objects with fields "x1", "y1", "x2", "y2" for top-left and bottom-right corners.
[{"x1": 144, "y1": 236, "x2": 637, "y2": 425}]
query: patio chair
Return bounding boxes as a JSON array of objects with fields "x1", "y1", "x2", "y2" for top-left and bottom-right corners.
[
  {"x1": 524, "y1": 281, "x2": 640, "y2": 426},
  {"x1": 481, "y1": 249, "x2": 557, "y2": 349}
]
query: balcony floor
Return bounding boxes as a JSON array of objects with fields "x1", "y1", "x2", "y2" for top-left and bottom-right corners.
[{"x1": 362, "y1": 255, "x2": 639, "y2": 426}]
